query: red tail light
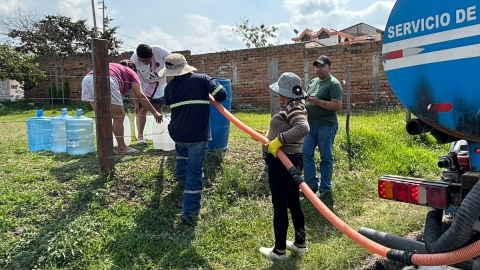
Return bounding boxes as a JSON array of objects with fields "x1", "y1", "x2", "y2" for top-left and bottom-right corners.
[{"x1": 378, "y1": 175, "x2": 449, "y2": 209}]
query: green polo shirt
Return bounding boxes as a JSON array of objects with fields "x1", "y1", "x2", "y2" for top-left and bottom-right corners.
[{"x1": 305, "y1": 75, "x2": 343, "y2": 126}]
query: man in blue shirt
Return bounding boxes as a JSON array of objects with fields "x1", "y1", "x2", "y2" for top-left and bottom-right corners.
[{"x1": 159, "y1": 53, "x2": 227, "y2": 224}]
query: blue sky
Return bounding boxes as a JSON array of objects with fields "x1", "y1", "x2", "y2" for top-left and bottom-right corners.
[{"x1": 0, "y1": 0, "x2": 395, "y2": 55}]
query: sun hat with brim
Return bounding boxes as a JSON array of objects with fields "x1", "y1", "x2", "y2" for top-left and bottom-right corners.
[
  {"x1": 269, "y1": 72, "x2": 307, "y2": 100},
  {"x1": 158, "y1": 53, "x2": 197, "y2": 77}
]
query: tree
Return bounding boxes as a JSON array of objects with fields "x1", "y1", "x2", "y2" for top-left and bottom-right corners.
[
  {"x1": 232, "y1": 18, "x2": 279, "y2": 48},
  {"x1": 0, "y1": 10, "x2": 122, "y2": 56},
  {"x1": 0, "y1": 43, "x2": 46, "y2": 91}
]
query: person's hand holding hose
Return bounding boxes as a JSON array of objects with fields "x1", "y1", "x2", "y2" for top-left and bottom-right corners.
[{"x1": 265, "y1": 137, "x2": 283, "y2": 158}]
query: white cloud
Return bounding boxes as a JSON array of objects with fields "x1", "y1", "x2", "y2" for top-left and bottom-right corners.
[
  {"x1": 135, "y1": 26, "x2": 183, "y2": 53},
  {"x1": 0, "y1": 0, "x2": 26, "y2": 13}
]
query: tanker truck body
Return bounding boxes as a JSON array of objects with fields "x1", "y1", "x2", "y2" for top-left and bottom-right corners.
[{"x1": 359, "y1": 0, "x2": 480, "y2": 269}]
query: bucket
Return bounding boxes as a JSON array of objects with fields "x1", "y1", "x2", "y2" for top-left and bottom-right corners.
[
  {"x1": 50, "y1": 108, "x2": 72, "y2": 153},
  {"x1": 27, "y1": 109, "x2": 51, "y2": 152},
  {"x1": 112, "y1": 115, "x2": 131, "y2": 147},
  {"x1": 134, "y1": 115, "x2": 154, "y2": 141},
  {"x1": 208, "y1": 77, "x2": 232, "y2": 151},
  {"x1": 153, "y1": 114, "x2": 175, "y2": 151},
  {"x1": 66, "y1": 109, "x2": 95, "y2": 155}
]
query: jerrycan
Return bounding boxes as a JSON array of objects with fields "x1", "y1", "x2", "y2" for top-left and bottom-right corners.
[
  {"x1": 153, "y1": 114, "x2": 175, "y2": 151},
  {"x1": 66, "y1": 109, "x2": 95, "y2": 155},
  {"x1": 134, "y1": 115, "x2": 154, "y2": 141},
  {"x1": 27, "y1": 109, "x2": 51, "y2": 152},
  {"x1": 112, "y1": 115, "x2": 131, "y2": 147}
]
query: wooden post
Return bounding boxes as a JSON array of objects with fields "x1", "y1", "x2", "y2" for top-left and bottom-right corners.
[
  {"x1": 92, "y1": 38, "x2": 115, "y2": 178},
  {"x1": 267, "y1": 57, "x2": 280, "y2": 116},
  {"x1": 303, "y1": 58, "x2": 310, "y2": 86},
  {"x1": 372, "y1": 51, "x2": 380, "y2": 108},
  {"x1": 231, "y1": 59, "x2": 238, "y2": 108},
  {"x1": 346, "y1": 65, "x2": 352, "y2": 170}
]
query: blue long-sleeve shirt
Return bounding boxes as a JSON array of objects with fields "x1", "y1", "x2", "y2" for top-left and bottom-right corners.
[{"x1": 164, "y1": 73, "x2": 227, "y2": 143}]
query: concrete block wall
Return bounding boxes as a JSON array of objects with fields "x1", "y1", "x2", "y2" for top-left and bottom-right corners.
[{"x1": 26, "y1": 41, "x2": 401, "y2": 110}]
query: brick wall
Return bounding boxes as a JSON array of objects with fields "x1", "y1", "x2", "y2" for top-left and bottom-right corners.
[{"x1": 26, "y1": 41, "x2": 401, "y2": 110}]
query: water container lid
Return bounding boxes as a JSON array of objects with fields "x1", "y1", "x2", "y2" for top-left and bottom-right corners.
[
  {"x1": 37, "y1": 109, "x2": 43, "y2": 117},
  {"x1": 61, "y1": 108, "x2": 67, "y2": 115},
  {"x1": 76, "y1": 109, "x2": 82, "y2": 117}
]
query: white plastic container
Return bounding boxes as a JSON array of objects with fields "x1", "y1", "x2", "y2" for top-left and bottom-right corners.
[
  {"x1": 153, "y1": 115, "x2": 175, "y2": 151},
  {"x1": 112, "y1": 115, "x2": 131, "y2": 147},
  {"x1": 134, "y1": 115, "x2": 154, "y2": 141}
]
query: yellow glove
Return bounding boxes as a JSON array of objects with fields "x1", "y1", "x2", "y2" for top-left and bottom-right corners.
[
  {"x1": 264, "y1": 137, "x2": 283, "y2": 158},
  {"x1": 253, "y1": 128, "x2": 267, "y2": 136}
]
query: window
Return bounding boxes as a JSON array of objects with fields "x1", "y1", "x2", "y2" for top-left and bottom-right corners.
[
  {"x1": 301, "y1": 35, "x2": 311, "y2": 42},
  {"x1": 338, "y1": 36, "x2": 341, "y2": 43},
  {"x1": 318, "y1": 32, "x2": 330, "y2": 39}
]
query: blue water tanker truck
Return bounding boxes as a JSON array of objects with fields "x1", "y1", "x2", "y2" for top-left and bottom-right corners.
[{"x1": 358, "y1": 0, "x2": 480, "y2": 269}]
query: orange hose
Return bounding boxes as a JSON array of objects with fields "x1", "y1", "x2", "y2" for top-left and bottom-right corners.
[{"x1": 208, "y1": 94, "x2": 480, "y2": 266}]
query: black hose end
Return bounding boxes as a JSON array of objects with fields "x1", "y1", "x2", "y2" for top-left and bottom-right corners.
[
  {"x1": 387, "y1": 249, "x2": 414, "y2": 266},
  {"x1": 288, "y1": 167, "x2": 304, "y2": 185}
]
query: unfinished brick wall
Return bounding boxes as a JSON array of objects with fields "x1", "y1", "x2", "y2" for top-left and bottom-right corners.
[{"x1": 26, "y1": 41, "x2": 401, "y2": 110}]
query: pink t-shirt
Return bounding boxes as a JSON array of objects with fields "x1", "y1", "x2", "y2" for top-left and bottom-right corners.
[
  {"x1": 88, "y1": 63, "x2": 141, "y2": 95},
  {"x1": 109, "y1": 63, "x2": 141, "y2": 94}
]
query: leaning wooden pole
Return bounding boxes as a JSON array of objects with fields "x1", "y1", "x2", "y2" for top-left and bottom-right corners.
[{"x1": 92, "y1": 38, "x2": 115, "y2": 178}]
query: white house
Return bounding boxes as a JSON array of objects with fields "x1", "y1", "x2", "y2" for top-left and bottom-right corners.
[{"x1": 0, "y1": 79, "x2": 24, "y2": 101}]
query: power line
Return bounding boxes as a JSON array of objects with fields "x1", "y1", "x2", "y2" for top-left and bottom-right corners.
[{"x1": 116, "y1": 32, "x2": 149, "y2": 43}]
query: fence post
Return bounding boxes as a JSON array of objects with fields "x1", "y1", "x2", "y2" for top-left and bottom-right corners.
[
  {"x1": 346, "y1": 65, "x2": 352, "y2": 170},
  {"x1": 372, "y1": 51, "x2": 380, "y2": 108},
  {"x1": 92, "y1": 38, "x2": 115, "y2": 179},
  {"x1": 303, "y1": 58, "x2": 310, "y2": 86},
  {"x1": 231, "y1": 59, "x2": 238, "y2": 108},
  {"x1": 267, "y1": 57, "x2": 279, "y2": 116}
]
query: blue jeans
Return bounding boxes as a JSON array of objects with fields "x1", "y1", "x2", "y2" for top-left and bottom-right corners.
[
  {"x1": 302, "y1": 124, "x2": 338, "y2": 193},
  {"x1": 175, "y1": 141, "x2": 208, "y2": 218}
]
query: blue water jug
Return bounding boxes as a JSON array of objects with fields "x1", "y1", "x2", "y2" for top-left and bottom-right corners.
[
  {"x1": 66, "y1": 109, "x2": 95, "y2": 155},
  {"x1": 27, "y1": 109, "x2": 51, "y2": 152},
  {"x1": 50, "y1": 108, "x2": 72, "y2": 153}
]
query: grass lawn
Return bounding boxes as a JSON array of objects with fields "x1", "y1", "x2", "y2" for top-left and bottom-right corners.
[{"x1": 0, "y1": 101, "x2": 448, "y2": 270}]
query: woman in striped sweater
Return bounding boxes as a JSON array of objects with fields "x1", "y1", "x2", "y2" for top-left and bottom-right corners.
[{"x1": 259, "y1": 72, "x2": 310, "y2": 261}]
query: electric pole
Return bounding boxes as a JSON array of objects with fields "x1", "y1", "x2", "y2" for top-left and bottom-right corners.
[{"x1": 98, "y1": 1, "x2": 107, "y2": 35}]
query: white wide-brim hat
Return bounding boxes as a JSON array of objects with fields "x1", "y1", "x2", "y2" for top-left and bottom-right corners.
[
  {"x1": 158, "y1": 53, "x2": 197, "y2": 77},
  {"x1": 269, "y1": 72, "x2": 307, "y2": 100}
]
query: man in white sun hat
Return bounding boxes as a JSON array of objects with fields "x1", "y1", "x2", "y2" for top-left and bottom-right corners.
[{"x1": 159, "y1": 53, "x2": 227, "y2": 225}]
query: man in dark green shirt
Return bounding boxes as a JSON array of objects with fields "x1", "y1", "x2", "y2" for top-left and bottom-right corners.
[{"x1": 303, "y1": 55, "x2": 343, "y2": 194}]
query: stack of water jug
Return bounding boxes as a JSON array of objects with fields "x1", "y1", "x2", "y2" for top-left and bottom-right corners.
[{"x1": 27, "y1": 108, "x2": 95, "y2": 155}]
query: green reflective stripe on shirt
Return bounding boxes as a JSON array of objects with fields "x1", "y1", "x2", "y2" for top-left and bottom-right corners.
[
  {"x1": 211, "y1": 85, "x2": 223, "y2": 96},
  {"x1": 170, "y1": 100, "x2": 210, "y2": 109}
]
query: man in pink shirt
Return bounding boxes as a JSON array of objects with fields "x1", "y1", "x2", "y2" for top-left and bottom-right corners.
[{"x1": 81, "y1": 60, "x2": 163, "y2": 154}]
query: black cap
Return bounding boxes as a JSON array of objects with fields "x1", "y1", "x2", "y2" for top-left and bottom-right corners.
[{"x1": 313, "y1": 55, "x2": 332, "y2": 66}]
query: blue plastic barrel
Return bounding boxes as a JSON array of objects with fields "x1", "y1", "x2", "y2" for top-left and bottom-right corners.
[
  {"x1": 209, "y1": 77, "x2": 232, "y2": 151},
  {"x1": 50, "y1": 108, "x2": 72, "y2": 153},
  {"x1": 27, "y1": 109, "x2": 51, "y2": 152},
  {"x1": 66, "y1": 109, "x2": 95, "y2": 155}
]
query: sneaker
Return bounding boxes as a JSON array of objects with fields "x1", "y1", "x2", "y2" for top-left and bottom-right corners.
[
  {"x1": 259, "y1": 247, "x2": 287, "y2": 261},
  {"x1": 286, "y1": 240, "x2": 308, "y2": 256}
]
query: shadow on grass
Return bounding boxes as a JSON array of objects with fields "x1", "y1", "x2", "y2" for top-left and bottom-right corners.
[
  {"x1": 300, "y1": 191, "x2": 343, "y2": 245},
  {"x1": 260, "y1": 259, "x2": 300, "y2": 270}
]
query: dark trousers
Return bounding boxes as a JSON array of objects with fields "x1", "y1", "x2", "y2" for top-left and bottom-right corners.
[{"x1": 265, "y1": 153, "x2": 306, "y2": 250}]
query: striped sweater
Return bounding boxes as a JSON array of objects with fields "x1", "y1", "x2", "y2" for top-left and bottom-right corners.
[{"x1": 262, "y1": 100, "x2": 310, "y2": 154}]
